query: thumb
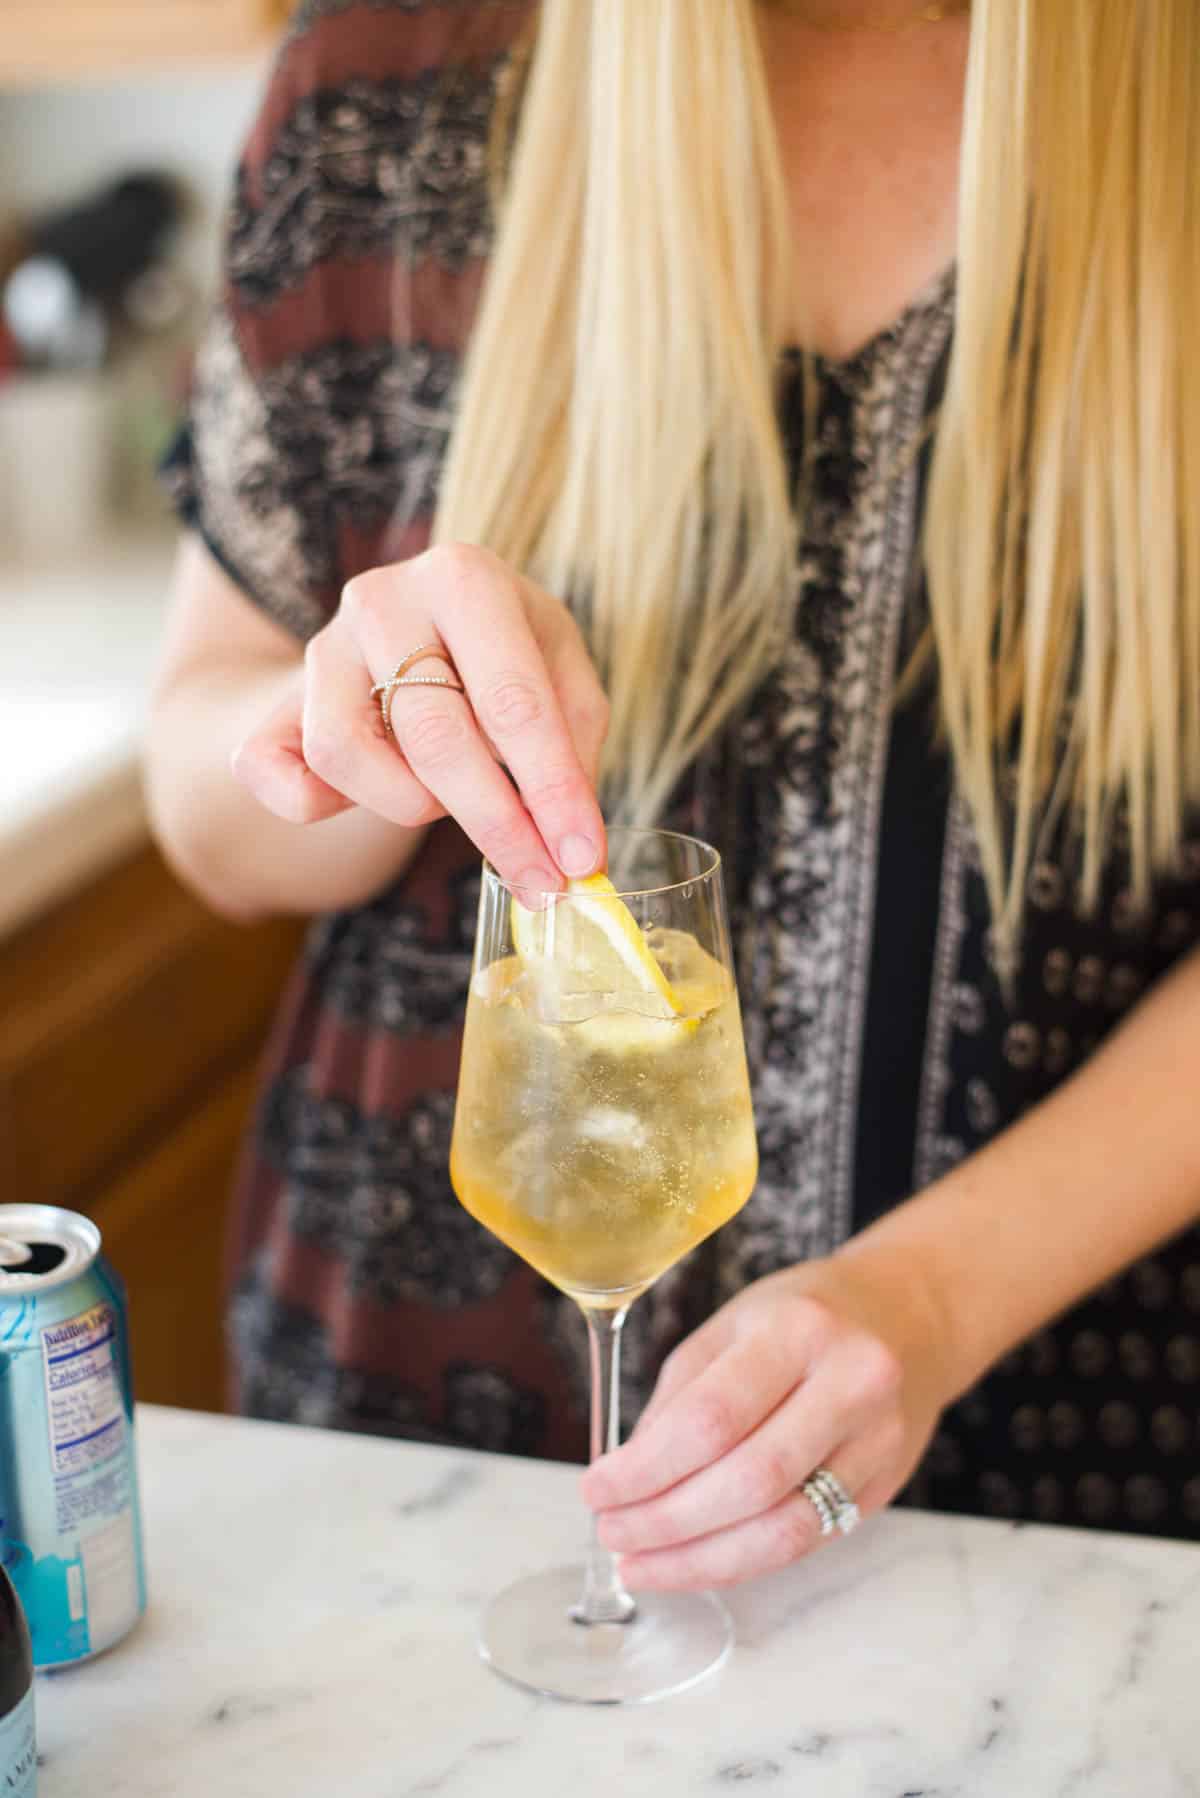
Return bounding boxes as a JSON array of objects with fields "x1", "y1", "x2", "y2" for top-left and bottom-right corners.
[{"x1": 233, "y1": 687, "x2": 353, "y2": 825}]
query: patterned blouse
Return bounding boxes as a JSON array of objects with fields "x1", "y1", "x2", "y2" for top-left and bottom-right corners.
[{"x1": 166, "y1": 0, "x2": 1200, "y2": 1539}]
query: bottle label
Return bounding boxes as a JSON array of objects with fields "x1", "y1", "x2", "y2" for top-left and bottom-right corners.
[{"x1": 0, "y1": 1689, "x2": 36, "y2": 1796}]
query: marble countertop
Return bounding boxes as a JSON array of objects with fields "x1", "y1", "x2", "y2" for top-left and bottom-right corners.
[
  {"x1": 36, "y1": 1405, "x2": 1200, "y2": 1796},
  {"x1": 0, "y1": 533, "x2": 174, "y2": 939}
]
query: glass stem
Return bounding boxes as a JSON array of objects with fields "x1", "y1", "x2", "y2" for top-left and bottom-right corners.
[{"x1": 572, "y1": 1303, "x2": 637, "y2": 1627}]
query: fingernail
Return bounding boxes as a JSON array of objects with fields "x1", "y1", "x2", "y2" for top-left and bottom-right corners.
[
  {"x1": 558, "y1": 834, "x2": 598, "y2": 877},
  {"x1": 513, "y1": 868, "x2": 559, "y2": 911}
]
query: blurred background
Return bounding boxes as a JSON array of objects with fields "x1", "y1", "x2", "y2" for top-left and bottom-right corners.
[{"x1": 0, "y1": 1, "x2": 304, "y2": 1414}]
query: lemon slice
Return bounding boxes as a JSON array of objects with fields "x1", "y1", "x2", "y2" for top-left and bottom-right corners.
[{"x1": 511, "y1": 872, "x2": 691, "y2": 1049}]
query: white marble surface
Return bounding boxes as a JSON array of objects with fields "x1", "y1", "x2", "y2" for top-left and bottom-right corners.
[
  {"x1": 0, "y1": 533, "x2": 173, "y2": 937},
  {"x1": 35, "y1": 1405, "x2": 1200, "y2": 1796}
]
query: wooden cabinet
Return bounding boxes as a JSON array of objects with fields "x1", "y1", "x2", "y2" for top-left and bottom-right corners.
[
  {"x1": 0, "y1": 844, "x2": 306, "y2": 1412},
  {"x1": 0, "y1": 0, "x2": 293, "y2": 85}
]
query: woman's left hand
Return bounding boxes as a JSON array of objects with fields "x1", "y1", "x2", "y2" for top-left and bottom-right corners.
[{"x1": 581, "y1": 1248, "x2": 960, "y2": 1591}]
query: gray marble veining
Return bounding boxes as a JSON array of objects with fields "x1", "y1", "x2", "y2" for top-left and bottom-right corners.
[{"x1": 36, "y1": 1406, "x2": 1200, "y2": 1796}]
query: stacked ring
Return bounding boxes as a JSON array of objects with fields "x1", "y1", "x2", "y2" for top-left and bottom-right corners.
[{"x1": 800, "y1": 1467, "x2": 861, "y2": 1538}]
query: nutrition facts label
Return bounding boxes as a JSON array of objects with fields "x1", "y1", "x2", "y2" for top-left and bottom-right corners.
[
  {"x1": 35, "y1": 1299, "x2": 142, "y2": 1657},
  {"x1": 41, "y1": 1303, "x2": 126, "y2": 1493}
]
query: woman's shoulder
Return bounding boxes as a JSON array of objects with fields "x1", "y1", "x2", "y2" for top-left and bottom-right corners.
[
  {"x1": 289, "y1": 0, "x2": 529, "y2": 35},
  {"x1": 242, "y1": 0, "x2": 532, "y2": 206},
  {"x1": 260, "y1": 0, "x2": 533, "y2": 145},
  {"x1": 172, "y1": 1, "x2": 533, "y2": 626},
  {"x1": 229, "y1": 0, "x2": 531, "y2": 334}
]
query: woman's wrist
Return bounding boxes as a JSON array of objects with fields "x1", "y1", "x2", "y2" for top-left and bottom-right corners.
[{"x1": 831, "y1": 1187, "x2": 989, "y2": 1404}]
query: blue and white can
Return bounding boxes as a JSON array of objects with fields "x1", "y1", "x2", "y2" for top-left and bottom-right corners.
[{"x1": 0, "y1": 1206, "x2": 147, "y2": 1669}]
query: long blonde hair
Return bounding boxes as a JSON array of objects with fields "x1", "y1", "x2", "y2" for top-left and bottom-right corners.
[{"x1": 435, "y1": 0, "x2": 1200, "y2": 941}]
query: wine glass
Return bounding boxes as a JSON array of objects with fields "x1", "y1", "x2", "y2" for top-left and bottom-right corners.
[{"x1": 449, "y1": 827, "x2": 758, "y2": 1704}]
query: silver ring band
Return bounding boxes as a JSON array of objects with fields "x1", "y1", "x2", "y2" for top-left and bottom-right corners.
[
  {"x1": 800, "y1": 1467, "x2": 860, "y2": 1538},
  {"x1": 802, "y1": 1478, "x2": 838, "y2": 1537}
]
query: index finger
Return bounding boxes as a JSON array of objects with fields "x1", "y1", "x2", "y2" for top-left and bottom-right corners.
[
  {"x1": 412, "y1": 545, "x2": 606, "y2": 879},
  {"x1": 629, "y1": 1312, "x2": 732, "y2": 1439},
  {"x1": 581, "y1": 1336, "x2": 798, "y2": 1511}
]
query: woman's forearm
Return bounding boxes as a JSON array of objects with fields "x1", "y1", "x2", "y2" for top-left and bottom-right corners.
[
  {"x1": 145, "y1": 651, "x2": 424, "y2": 921},
  {"x1": 144, "y1": 537, "x2": 427, "y2": 921},
  {"x1": 838, "y1": 945, "x2": 1200, "y2": 1398}
]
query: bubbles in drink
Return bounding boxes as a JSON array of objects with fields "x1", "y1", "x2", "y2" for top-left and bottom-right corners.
[{"x1": 451, "y1": 925, "x2": 758, "y2": 1305}]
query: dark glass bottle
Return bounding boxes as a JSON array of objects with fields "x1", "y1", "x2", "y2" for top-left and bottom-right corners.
[{"x1": 0, "y1": 1558, "x2": 35, "y2": 1797}]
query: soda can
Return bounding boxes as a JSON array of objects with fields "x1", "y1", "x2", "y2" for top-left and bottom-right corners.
[{"x1": 0, "y1": 1205, "x2": 147, "y2": 1669}]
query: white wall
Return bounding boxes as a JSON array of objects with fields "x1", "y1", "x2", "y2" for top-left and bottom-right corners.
[{"x1": 0, "y1": 56, "x2": 271, "y2": 294}]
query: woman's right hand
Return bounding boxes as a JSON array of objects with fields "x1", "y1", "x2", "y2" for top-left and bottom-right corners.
[{"x1": 231, "y1": 543, "x2": 610, "y2": 891}]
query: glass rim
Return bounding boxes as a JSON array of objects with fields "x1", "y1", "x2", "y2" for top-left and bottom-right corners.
[{"x1": 482, "y1": 825, "x2": 722, "y2": 903}]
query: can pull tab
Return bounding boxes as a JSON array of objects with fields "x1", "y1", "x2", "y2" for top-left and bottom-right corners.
[{"x1": 0, "y1": 1237, "x2": 32, "y2": 1268}]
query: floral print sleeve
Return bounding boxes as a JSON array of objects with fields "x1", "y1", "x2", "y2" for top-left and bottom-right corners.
[{"x1": 161, "y1": 0, "x2": 528, "y2": 639}]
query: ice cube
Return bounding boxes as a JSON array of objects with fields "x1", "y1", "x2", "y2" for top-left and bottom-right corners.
[
  {"x1": 576, "y1": 1107, "x2": 650, "y2": 1151},
  {"x1": 493, "y1": 1126, "x2": 556, "y2": 1219}
]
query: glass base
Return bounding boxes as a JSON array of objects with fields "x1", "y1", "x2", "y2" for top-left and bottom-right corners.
[{"x1": 478, "y1": 1564, "x2": 732, "y2": 1705}]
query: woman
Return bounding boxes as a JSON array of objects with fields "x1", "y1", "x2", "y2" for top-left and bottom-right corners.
[{"x1": 147, "y1": 0, "x2": 1200, "y2": 1589}]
